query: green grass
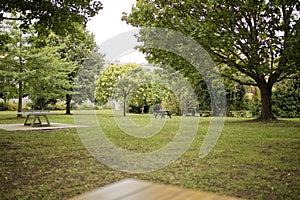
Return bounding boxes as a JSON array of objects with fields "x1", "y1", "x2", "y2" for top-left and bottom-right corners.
[{"x1": 0, "y1": 110, "x2": 299, "y2": 199}]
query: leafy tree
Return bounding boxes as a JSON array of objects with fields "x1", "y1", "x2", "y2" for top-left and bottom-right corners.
[
  {"x1": 124, "y1": 0, "x2": 300, "y2": 121},
  {"x1": 129, "y1": 84, "x2": 154, "y2": 113},
  {"x1": 73, "y1": 50, "x2": 105, "y2": 104},
  {"x1": 0, "y1": 20, "x2": 73, "y2": 117},
  {"x1": 115, "y1": 68, "x2": 142, "y2": 116},
  {"x1": 224, "y1": 79, "x2": 248, "y2": 114},
  {"x1": 44, "y1": 24, "x2": 100, "y2": 114},
  {"x1": 0, "y1": 0, "x2": 102, "y2": 36},
  {"x1": 95, "y1": 63, "x2": 142, "y2": 116}
]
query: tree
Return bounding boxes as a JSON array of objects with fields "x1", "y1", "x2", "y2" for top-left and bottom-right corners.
[
  {"x1": 124, "y1": 0, "x2": 300, "y2": 121},
  {"x1": 44, "y1": 24, "x2": 100, "y2": 114},
  {"x1": 0, "y1": 20, "x2": 73, "y2": 117},
  {"x1": 0, "y1": 0, "x2": 102, "y2": 36},
  {"x1": 95, "y1": 63, "x2": 142, "y2": 116},
  {"x1": 73, "y1": 50, "x2": 105, "y2": 104}
]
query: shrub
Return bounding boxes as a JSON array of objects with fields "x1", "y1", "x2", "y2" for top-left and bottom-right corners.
[
  {"x1": 81, "y1": 100, "x2": 95, "y2": 110},
  {"x1": 55, "y1": 100, "x2": 66, "y2": 110},
  {"x1": 0, "y1": 102, "x2": 8, "y2": 111},
  {"x1": 7, "y1": 102, "x2": 17, "y2": 111},
  {"x1": 272, "y1": 79, "x2": 300, "y2": 118}
]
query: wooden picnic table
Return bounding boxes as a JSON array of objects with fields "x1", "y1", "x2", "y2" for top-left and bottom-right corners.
[
  {"x1": 154, "y1": 110, "x2": 171, "y2": 118},
  {"x1": 18, "y1": 111, "x2": 54, "y2": 127},
  {"x1": 70, "y1": 178, "x2": 245, "y2": 200}
]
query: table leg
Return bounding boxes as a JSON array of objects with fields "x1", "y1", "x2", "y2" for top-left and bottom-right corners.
[
  {"x1": 24, "y1": 115, "x2": 31, "y2": 126},
  {"x1": 161, "y1": 111, "x2": 165, "y2": 118},
  {"x1": 32, "y1": 115, "x2": 42, "y2": 127},
  {"x1": 43, "y1": 115, "x2": 50, "y2": 126},
  {"x1": 166, "y1": 111, "x2": 171, "y2": 118}
]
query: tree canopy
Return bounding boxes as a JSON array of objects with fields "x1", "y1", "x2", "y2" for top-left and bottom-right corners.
[
  {"x1": 95, "y1": 63, "x2": 142, "y2": 116},
  {"x1": 0, "y1": 0, "x2": 102, "y2": 35},
  {"x1": 0, "y1": 20, "x2": 74, "y2": 116},
  {"x1": 124, "y1": 0, "x2": 300, "y2": 121},
  {"x1": 45, "y1": 23, "x2": 101, "y2": 114}
]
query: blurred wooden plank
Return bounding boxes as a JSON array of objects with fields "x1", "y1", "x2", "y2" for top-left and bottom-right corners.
[
  {"x1": 169, "y1": 188, "x2": 243, "y2": 200},
  {"x1": 122, "y1": 183, "x2": 180, "y2": 200},
  {"x1": 70, "y1": 178, "x2": 245, "y2": 200},
  {"x1": 70, "y1": 179, "x2": 151, "y2": 200}
]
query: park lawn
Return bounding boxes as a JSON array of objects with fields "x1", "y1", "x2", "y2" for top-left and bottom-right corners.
[{"x1": 0, "y1": 110, "x2": 299, "y2": 199}]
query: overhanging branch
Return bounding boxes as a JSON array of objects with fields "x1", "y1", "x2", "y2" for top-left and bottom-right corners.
[{"x1": 221, "y1": 72, "x2": 258, "y2": 86}]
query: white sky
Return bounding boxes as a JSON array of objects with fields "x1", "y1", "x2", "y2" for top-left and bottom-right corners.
[{"x1": 87, "y1": 0, "x2": 147, "y2": 64}]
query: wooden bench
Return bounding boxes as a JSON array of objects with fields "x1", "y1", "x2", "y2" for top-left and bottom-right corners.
[
  {"x1": 69, "y1": 178, "x2": 245, "y2": 200},
  {"x1": 18, "y1": 110, "x2": 54, "y2": 127},
  {"x1": 154, "y1": 110, "x2": 172, "y2": 118}
]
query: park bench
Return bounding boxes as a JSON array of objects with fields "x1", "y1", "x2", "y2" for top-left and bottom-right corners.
[{"x1": 18, "y1": 110, "x2": 55, "y2": 127}]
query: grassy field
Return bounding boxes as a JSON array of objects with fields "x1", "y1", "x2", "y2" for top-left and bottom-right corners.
[{"x1": 0, "y1": 110, "x2": 299, "y2": 199}]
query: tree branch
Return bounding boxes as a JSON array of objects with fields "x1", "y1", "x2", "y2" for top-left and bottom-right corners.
[
  {"x1": 0, "y1": 16, "x2": 27, "y2": 21},
  {"x1": 221, "y1": 72, "x2": 258, "y2": 86}
]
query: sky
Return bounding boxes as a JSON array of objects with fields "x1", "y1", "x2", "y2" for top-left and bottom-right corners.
[{"x1": 87, "y1": 0, "x2": 147, "y2": 64}]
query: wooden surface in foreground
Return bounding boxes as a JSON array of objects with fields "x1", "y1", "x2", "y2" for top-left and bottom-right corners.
[{"x1": 70, "y1": 178, "x2": 245, "y2": 200}]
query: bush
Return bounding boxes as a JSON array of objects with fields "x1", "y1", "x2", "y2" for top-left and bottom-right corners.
[
  {"x1": 0, "y1": 102, "x2": 8, "y2": 111},
  {"x1": 102, "y1": 103, "x2": 113, "y2": 110},
  {"x1": 272, "y1": 79, "x2": 300, "y2": 118},
  {"x1": 55, "y1": 100, "x2": 66, "y2": 110},
  {"x1": 7, "y1": 102, "x2": 17, "y2": 111},
  {"x1": 249, "y1": 93, "x2": 261, "y2": 117}
]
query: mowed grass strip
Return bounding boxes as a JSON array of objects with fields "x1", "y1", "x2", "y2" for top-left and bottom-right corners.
[{"x1": 0, "y1": 110, "x2": 299, "y2": 199}]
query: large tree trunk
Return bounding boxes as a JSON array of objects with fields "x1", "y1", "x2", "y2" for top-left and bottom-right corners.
[
  {"x1": 65, "y1": 94, "x2": 72, "y2": 115},
  {"x1": 257, "y1": 82, "x2": 276, "y2": 121},
  {"x1": 17, "y1": 81, "x2": 23, "y2": 118}
]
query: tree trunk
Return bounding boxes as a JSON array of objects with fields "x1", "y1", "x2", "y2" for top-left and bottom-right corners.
[
  {"x1": 123, "y1": 98, "x2": 126, "y2": 117},
  {"x1": 17, "y1": 81, "x2": 23, "y2": 118},
  {"x1": 258, "y1": 83, "x2": 276, "y2": 121},
  {"x1": 141, "y1": 104, "x2": 144, "y2": 114},
  {"x1": 65, "y1": 94, "x2": 72, "y2": 115}
]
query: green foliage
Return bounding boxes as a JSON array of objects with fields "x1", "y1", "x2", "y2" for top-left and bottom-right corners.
[
  {"x1": 0, "y1": 20, "x2": 74, "y2": 112},
  {"x1": 0, "y1": 0, "x2": 103, "y2": 36},
  {"x1": 249, "y1": 92, "x2": 262, "y2": 117},
  {"x1": 224, "y1": 79, "x2": 248, "y2": 111},
  {"x1": 38, "y1": 23, "x2": 102, "y2": 113},
  {"x1": 272, "y1": 79, "x2": 300, "y2": 118},
  {"x1": 7, "y1": 102, "x2": 17, "y2": 111},
  {"x1": 124, "y1": 0, "x2": 300, "y2": 120},
  {"x1": 55, "y1": 100, "x2": 66, "y2": 110},
  {"x1": 73, "y1": 50, "x2": 105, "y2": 103},
  {"x1": 95, "y1": 63, "x2": 142, "y2": 104},
  {"x1": 0, "y1": 102, "x2": 8, "y2": 111}
]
